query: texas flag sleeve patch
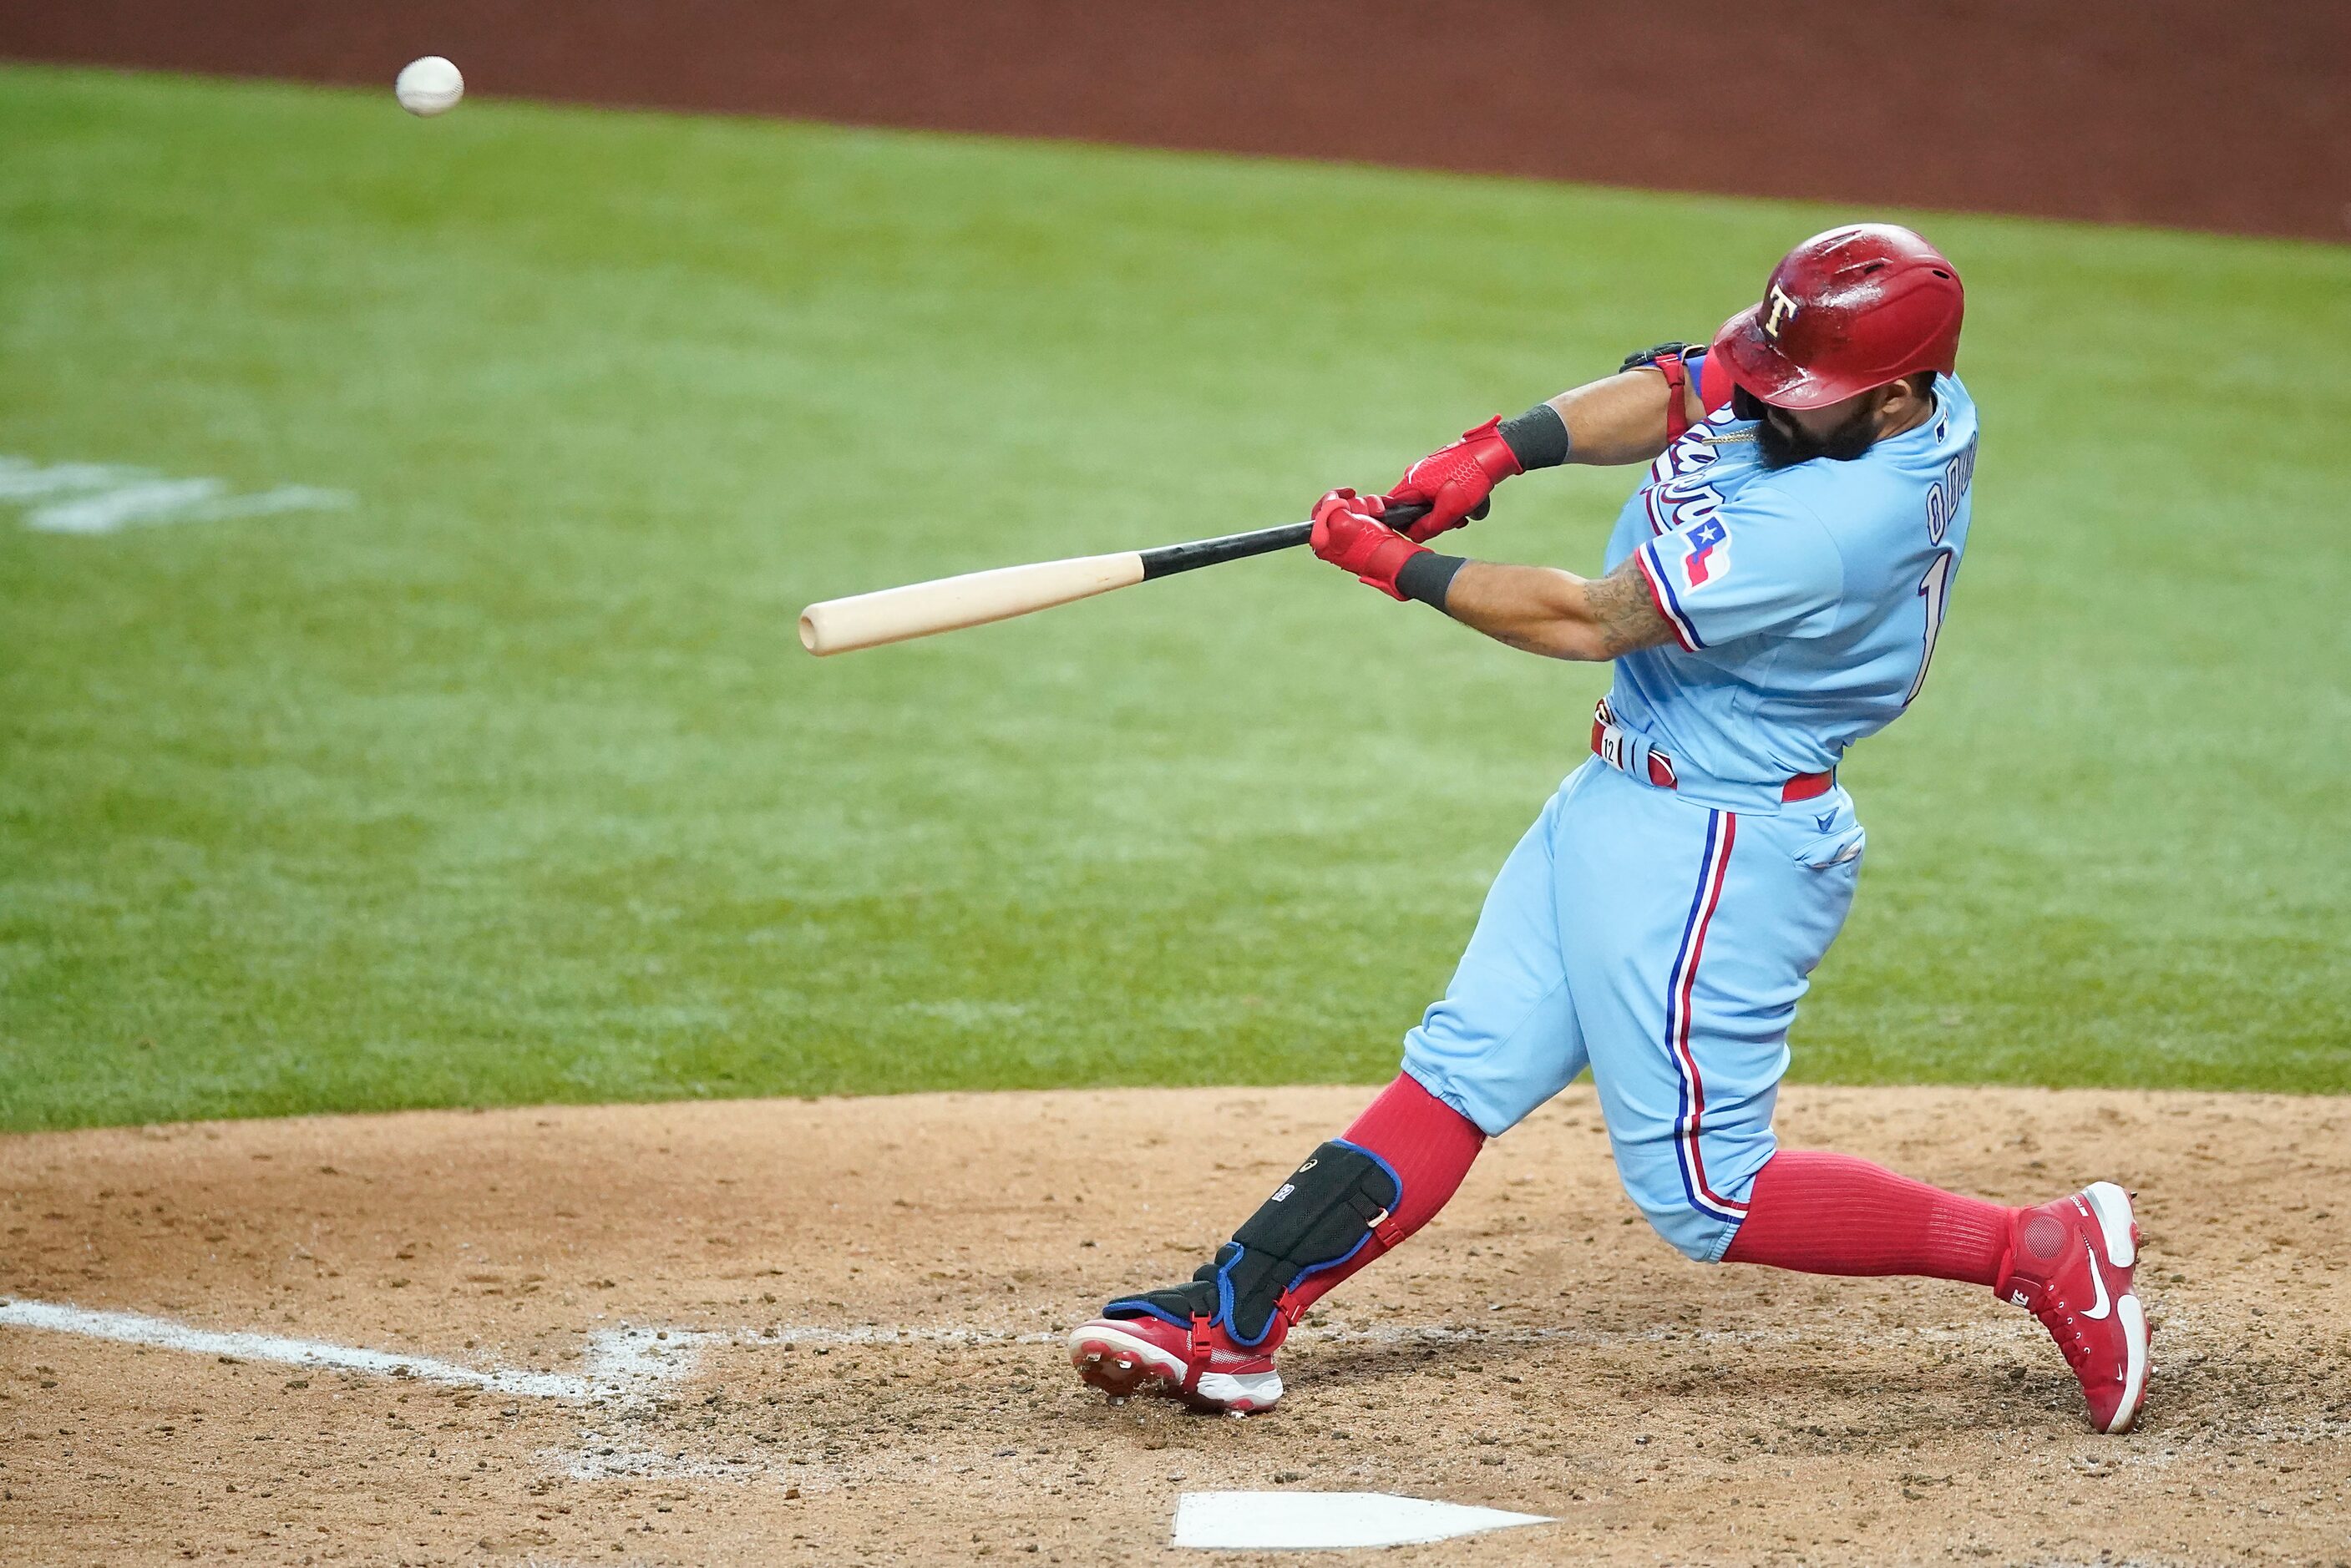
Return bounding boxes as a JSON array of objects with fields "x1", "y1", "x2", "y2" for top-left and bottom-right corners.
[
  {"x1": 1680, "y1": 517, "x2": 1730, "y2": 588},
  {"x1": 1632, "y1": 495, "x2": 1847, "y2": 651}
]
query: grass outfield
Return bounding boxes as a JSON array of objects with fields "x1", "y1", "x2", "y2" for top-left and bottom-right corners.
[{"x1": 1, "y1": 67, "x2": 2345, "y2": 1130}]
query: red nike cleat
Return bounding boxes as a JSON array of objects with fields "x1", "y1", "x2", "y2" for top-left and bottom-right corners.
[
  {"x1": 1995, "y1": 1181, "x2": 2151, "y2": 1434},
  {"x1": 1067, "y1": 1312, "x2": 1284, "y2": 1415}
]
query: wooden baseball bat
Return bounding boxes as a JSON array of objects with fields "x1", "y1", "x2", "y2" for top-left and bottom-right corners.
[{"x1": 798, "y1": 502, "x2": 1429, "y2": 656}]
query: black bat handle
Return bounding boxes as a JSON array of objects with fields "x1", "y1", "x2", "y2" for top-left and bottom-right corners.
[{"x1": 1136, "y1": 499, "x2": 1433, "y2": 582}]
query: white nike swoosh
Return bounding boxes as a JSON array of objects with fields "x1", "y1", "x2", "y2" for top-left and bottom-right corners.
[{"x1": 2081, "y1": 1239, "x2": 2112, "y2": 1320}]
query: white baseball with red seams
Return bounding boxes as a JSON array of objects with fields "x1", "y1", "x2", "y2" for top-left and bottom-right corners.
[{"x1": 395, "y1": 57, "x2": 465, "y2": 117}]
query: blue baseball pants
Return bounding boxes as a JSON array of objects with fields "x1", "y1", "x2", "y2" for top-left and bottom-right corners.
[{"x1": 1401, "y1": 759, "x2": 1867, "y2": 1262}]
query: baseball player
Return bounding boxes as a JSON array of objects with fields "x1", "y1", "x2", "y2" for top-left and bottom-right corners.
[{"x1": 1067, "y1": 225, "x2": 2151, "y2": 1434}]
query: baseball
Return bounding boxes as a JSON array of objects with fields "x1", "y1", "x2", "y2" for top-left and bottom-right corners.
[{"x1": 394, "y1": 56, "x2": 464, "y2": 117}]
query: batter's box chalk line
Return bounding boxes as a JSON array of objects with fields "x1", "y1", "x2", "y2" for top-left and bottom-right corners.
[
  {"x1": 0, "y1": 1297, "x2": 724, "y2": 1403},
  {"x1": 0, "y1": 453, "x2": 352, "y2": 534},
  {"x1": 1173, "y1": 1491, "x2": 1552, "y2": 1550},
  {"x1": 7, "y1": 1298, "x2": 1570, "y2": 1538},
  {"x1": 3, "y1": 1297, "x2": 1852, "y2": 1400}
]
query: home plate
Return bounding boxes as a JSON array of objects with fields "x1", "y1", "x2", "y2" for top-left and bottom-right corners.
[{"x1": 1173, "y1": 1491, "x2": 1552, "y2": 1550}]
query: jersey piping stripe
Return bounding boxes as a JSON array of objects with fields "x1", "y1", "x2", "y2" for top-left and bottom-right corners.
[
  {"x1": 1643, "y1": 483, "x2": 1670, "y2": 534},
  {"x1": 1634, "y1": 544, "x2": 1704, "y2": 651},
  {"x1": 1664, "y1": 810, "x2": 1747, "y2": 1224}
]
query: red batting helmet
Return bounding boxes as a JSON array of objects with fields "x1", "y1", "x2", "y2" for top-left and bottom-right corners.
[{"x1": 1710, "y1": 225, "x2": 1964, "y2": 409}]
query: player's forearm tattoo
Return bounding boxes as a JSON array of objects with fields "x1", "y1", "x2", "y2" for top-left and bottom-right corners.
[
  {"x1": 1585, "y1": 555, "x2": 1676, "y2": 656},
  {"x1": 1440, "y1": 556, "x2": 1677, "y2": 661}
]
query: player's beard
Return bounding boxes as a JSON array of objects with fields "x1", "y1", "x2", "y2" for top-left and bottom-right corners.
[{"x1": 1745, "y1": 387, "x2": 1882, "y2": 470}]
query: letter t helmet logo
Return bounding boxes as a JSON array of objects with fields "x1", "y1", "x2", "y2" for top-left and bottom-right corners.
[{"x1": 1762, "y1": 283, "x2": 1800, "y2": 340}]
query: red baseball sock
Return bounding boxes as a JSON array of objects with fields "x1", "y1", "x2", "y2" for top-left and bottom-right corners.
[
  {"x1": 1284, "y1": 1073, "x2": 1485, "y2": 1314},
  {"x1": 1722, "y1": 1150, "x2": 2018, "y2": 1285}
]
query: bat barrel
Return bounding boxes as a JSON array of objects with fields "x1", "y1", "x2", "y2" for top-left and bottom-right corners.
[
  {"x1": 798, "y1": 551, "x2": 1146, "y2": 655},
  {"x1": 798, "y1": 501, "x2": 1423, "y2": 656}
]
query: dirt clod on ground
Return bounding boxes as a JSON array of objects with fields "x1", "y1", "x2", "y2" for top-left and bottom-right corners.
[{"x1": 3, "y1": 1084, "x2": 2347, "y2": 1565}]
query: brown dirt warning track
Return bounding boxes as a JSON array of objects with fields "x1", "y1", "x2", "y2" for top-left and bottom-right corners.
[
  {"x1": 4, "y1": 0, "x2": 2348, "y2": 242},
  {"x1": 3, "y1": 1084, "x2": 2348, "y2": 1565}
]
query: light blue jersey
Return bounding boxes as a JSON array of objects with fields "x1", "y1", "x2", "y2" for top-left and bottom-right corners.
[
  {"x1": 1606, "y1": 371, "x2": 1980, "y2": 785},
  {"x1": 1400, "y1": 362, "x2": 1984, "y2": 1264}
]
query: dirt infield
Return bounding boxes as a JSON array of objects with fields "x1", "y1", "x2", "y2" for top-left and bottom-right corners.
[
  {"x1": 4, "y1": 0, "x2": 2347, "y2": 242},
  {"x1": 3, "y1": 1084, "x2": 2347, "y2": 1565}
]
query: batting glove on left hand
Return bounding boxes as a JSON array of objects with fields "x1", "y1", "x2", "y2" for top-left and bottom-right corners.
[{"x1": 1381, "y1": 416, "x2": 1523, "y2": 542}]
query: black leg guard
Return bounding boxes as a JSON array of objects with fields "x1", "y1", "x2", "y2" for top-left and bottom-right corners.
[{"x1": 1105, "y1": 1140, "x2": 1403, "y2": 1348}]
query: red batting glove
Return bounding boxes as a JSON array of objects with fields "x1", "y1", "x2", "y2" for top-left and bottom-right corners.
[
  {"x1": 1310, "y1": 488, "x2": 1425, "y2": 601},
  {"x1": 1382, "y1": 416, "x2": 1523, "y2": 542}
]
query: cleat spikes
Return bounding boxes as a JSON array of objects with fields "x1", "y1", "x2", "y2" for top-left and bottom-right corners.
[{"x1": 1067, "y1": 1315, "x2": 1284, "y2": 1416}]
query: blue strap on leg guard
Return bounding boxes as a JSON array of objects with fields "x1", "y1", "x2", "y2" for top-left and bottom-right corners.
[{"x1": 1106, "y1": 1140, "x2": 1402, "y2": 1347}]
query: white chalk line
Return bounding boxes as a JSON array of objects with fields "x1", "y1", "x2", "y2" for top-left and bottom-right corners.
[
  {"x1": 1, "y1": 1296, "x2": 2030, "y2": 1388},
  {"x1": 0, "y1": 1298, "x2": 722, "y2": 1401},
  {"x1": 607, "y1": 1322, "x2": 1808, "y2": 1350},
  {"x1": 0, "y1": 1302, "x2": 1067, "y2": 1404},
  {"x1": 704, "y1": 1319, "x2": 2044, "y2": 1353},
  {"x1": 12, "y1": 1301, "x2": 2190, "y2": 1502},
  {"x1": 0, "y1": 455, "x2": 351, "y2": 534}
]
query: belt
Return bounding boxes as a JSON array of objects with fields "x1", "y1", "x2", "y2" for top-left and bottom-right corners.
[{"x1": 1589, "y1": 701, "x2": 1833, "y2": 804}]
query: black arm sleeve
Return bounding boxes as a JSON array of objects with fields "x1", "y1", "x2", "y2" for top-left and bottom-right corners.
[
  {"x1": 1497, "y1": 403, "x2": 1571, "y2": 470},
  {"x1": 1396, "y1": 550, "x2": 1467, "y2": 611}
]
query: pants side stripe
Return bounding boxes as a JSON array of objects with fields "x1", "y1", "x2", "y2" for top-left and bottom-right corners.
[{"x1": 1664, "y1": 810, "x2": 1745, "y2": 1222}]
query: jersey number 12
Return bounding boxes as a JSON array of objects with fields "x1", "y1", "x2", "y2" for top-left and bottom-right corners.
[{"x1": 1903, "y1": 549, "x2": 1954, "y2": 706}]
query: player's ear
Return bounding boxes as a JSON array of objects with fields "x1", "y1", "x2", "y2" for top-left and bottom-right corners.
[{"x1": 1876, "y1": 373, "x2": 1928, "y2": 427}]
